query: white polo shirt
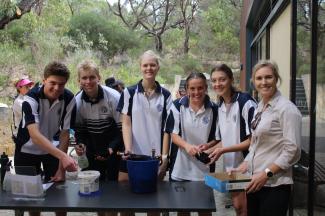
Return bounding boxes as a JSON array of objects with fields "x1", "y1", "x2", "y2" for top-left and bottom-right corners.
[
  {"x1": 12, "y1": 94, "x2": 24, "y2": 136},
  {"x1": 216, "y1": 92, "x2": 256, "y2": 171},
  {"x1": 165, "y1": 96, "x2": 218, "y2": 181},
  {"x1": 117, "y1": 80, "x2": 172, "y2": 156},
  {"x1": 17, "y1": 85, "x2": 76, "y2": 155}
]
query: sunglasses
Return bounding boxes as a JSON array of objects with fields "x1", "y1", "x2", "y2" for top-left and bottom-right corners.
[{"x1": 251, "y1": 111, "x2": 262, "y2": 130}]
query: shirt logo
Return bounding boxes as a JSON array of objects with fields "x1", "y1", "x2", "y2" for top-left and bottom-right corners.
[
  {"x1": 101, "y1": 106, "x2": 108, "y2": 114},
  {"x1": 157, "y1": 104, "x2": 163, "y2": 112},
  {"x1": 202, "y1": 116, "x2": 210, "y2": 125}
]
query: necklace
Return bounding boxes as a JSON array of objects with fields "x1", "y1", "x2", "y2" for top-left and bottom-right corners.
[{"x1": 143, "y1": 84, "x2": 156, "y2": 97}]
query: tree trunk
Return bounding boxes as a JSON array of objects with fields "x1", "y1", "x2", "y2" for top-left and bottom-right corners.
[
  {"x1": 183, "y1": 24, "x2": 190, "y2": 54},
  {"x1": 0, "y1": 0, "x2": 39, "y2": 29},
  {"x1": 155, "y1": 35, "x2": 163, "y2": 53}
]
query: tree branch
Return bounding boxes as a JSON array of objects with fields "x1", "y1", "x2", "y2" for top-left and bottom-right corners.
[{"x1": 0, "y1": 0, "x2": 40, "y2": 29}]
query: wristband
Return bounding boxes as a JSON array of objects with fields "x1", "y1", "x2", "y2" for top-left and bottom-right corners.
[{"x1": 162, "y1": 154, "x2": 168, "y2": 160}]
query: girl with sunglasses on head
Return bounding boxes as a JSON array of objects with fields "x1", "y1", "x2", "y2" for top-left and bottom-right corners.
[
  {"x1": 205, "y1": 64, "x2": 256, "y2": 216},
  {"x1": 236, "y1": 60, "x2": 301, "y2": 216}
]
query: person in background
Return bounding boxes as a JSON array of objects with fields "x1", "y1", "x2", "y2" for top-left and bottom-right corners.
[
  {"x1": 175, "y1": 79, "x2": 187, "y2": 99},
  {"x1": 74, "y1": 60, "x2": 122, "y2": 216},
  {"x1": 105, "y1": 77, "x2": 116, "y2": 88},
  {"x1": 105, "y1": 77, "x2": 125, "y2": 94},
  {"x1": 12, "y1": 78, "x2": 34, "y2": 138},
  {"x1": 236, "y1": 60, "x2": 301, "y2": 216},
  {"x1": 112, "y1": 80, "x2": 125, "y2": 94},
  {"x1": 205, "y1": 64, "x2": 257, "y2": 216},
  {"x1": 165, "y1": 72, "x2": 218, "y2": 216},
  {"x1": 175, "y1": 87, "x2": 187, "y2": 99},
  {"x1": 14, "y1": 61, "x2": 77, "y2": 216}
]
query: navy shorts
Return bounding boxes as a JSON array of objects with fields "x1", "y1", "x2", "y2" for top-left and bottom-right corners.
[{"x1": 14, "y1": 150, "x2": 59, "y2": 182}]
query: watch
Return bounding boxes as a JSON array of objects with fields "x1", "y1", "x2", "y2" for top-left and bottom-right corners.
[{"x1": 264, "y1": 168, "x2": 274, "y2": 178}]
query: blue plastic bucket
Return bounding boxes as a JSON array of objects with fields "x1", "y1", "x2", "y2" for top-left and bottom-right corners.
[{"x1": 127, "y1": 156, "x2": 159, "y2": 193}]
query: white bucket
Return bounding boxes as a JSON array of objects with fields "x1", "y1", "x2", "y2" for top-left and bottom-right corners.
[{"x1": 78, "y1": 170, "x2": 100, "y2": 195}]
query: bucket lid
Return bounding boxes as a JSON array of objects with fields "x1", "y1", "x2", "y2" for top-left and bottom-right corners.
[{"x1": 78, "y1": 170, "x2": 100, "y2": 180}]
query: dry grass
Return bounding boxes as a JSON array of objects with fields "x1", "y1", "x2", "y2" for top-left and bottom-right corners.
[{"x1": 0, "y1": 108, "x2": 15, "y2": 156}]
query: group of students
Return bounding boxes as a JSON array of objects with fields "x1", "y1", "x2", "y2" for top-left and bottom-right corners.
[{"x1": 12, "y1": 50, "x2": 302, "y2": 216}]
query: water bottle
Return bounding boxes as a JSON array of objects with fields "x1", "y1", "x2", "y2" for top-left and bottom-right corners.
[
  {"x1": 152, "y1": 148, "x2": 156, "y2": 159},
  {"x1": 2, "y1": 161, "x2": 12, "y2": 191},
  {"x1": 0, "y1": 152, "x2": 9, "y2": 186},
  {"x1": 77, "y1": 145, "x2": 89, "y2": 169}
]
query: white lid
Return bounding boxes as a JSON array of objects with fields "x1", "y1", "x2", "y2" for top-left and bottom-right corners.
[{"x1": 78, "y1": 170, "x2": 100, "y2": 180}]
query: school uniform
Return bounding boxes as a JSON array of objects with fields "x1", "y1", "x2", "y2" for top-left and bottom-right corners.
[
  {"x1": 12, "y1": 94, "x2": 24, "y2": 137},
  {"x1": 14, "y1": 85, "x2": 76, "y2": 181},
  {"x1": 216, "y1": 92, "x2": 256, "y2": 171},
  {"x1": 165, "y1": 96, "x2": 218, "y2": 181},
  {"x1": 74, "y1": 85, "x2": 122, "y2": 181},
  {"x1": 117, "y1": 80, "x2": 172, "y2": 156}
]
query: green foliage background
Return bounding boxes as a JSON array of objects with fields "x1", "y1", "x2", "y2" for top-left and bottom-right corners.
[{"x1": 0, "y1": 0, "x2": 241, "y2": 101}]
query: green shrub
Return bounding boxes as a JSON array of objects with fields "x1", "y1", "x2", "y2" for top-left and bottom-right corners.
[{"x1": 68, "y1": 12, "x2": 138, "y2": 58}]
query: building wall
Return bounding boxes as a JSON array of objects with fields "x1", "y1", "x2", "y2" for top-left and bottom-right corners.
[
  {"x1": 270, "y1": 4, "x2": 291, "y2": 98},
  {"x1": 239, "y1": 1, "x2": 249, "y2": 91}
]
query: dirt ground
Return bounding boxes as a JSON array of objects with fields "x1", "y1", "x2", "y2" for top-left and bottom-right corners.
[{"x1": 0, "y1": 107, "x2": 15, "y2": 156}]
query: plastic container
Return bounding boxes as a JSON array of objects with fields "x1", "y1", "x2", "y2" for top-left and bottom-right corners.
[
  {"x1": 78, "y1": 153, "x2": 89, "y2": 169},
  {"x1": 127, "y1": 156, "x2": 159, "y2": 193},
  {"x1": 2, "y1": 169, "x2": 12, "y2": 192},
  {"x1": 0, "y1": 152, "x2": 9, "y2": 185},
  {"x1": 78, "y1": 170, "x2": 100, "y2": 196}
]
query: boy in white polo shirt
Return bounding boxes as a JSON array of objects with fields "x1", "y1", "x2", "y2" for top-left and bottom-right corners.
[{"x1": 74, "y1": 60, "x2": 122, "y2": 182}]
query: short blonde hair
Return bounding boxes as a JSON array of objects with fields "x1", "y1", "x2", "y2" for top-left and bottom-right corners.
[
  {"x1": 252, "y1": 59, "x2": 282, "y2": 85},
  {"x1": 77, "y1": 60, "x2": 100, "y2": 79},
  {"x1": 139, "y1": 50, "x2": 160, "y2": 65}
]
